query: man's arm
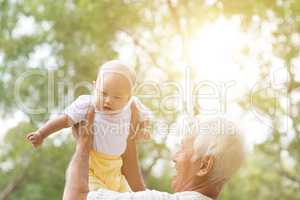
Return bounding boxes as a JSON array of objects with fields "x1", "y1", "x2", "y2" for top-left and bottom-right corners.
[
  {"x1": 63, "y1": 142, "x2": 89, "y2": 200},
  {"x1": 121, "y1": 101, "x2": 146, "y2": 191},
  {"x1": 122, "y1": 138, "x2": 146, "y2": 191},
  {"x1": 63, "y1": 108, "x2": 95, "y2": 200}
]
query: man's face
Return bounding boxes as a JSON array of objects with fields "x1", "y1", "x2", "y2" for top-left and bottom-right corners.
[
  {"x1": 171, "y1": 135, "x2": 198, "y2": 192},
  {"x1": 95, "y1": 73, "x2": 131, "y2": 111}
]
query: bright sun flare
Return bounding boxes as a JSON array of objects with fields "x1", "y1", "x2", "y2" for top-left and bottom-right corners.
[
  {"x1": 188, "y1": 17, "x2": 247, "y2": 82},
  {"x1": 171, "y1": 17, "x2": 270, "y2": 149}
]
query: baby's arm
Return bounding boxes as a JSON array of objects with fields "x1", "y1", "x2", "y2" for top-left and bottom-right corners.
[
  {"x1": 26, "y1": 114, "x2": 73, "y2": 148},
  {"x1": 27, "y1": 95, "x2": 92, "y2": 148}
]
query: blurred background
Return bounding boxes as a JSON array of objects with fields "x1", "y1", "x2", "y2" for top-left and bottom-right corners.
[{"x1": 0, "y1": 0, "x2": 300, "y2": 199}]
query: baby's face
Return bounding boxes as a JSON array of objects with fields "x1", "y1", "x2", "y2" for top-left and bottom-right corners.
[{"x1": 95, "y1": 73, "x2": 131, "y2": 112}]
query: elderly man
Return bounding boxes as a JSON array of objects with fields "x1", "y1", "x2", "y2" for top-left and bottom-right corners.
[{"x1": 63, "y1": 107, "x2": 245, "y2": 200}]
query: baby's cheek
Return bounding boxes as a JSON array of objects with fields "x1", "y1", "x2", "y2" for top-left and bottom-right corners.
[
  {"x1": 116, "y1": 100, "x2": 130, "y2": 109},
  {"x1": 113, "y1": 103, "x2": 125, "y2": 110}
]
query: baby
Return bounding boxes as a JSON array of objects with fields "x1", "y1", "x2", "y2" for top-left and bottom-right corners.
[{"x1": 26, "y1": 60, "x2": 152, "y2": 192}]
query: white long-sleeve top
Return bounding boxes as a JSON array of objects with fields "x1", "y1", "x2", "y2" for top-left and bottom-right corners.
[{"x1": 87, "y1": 189, "x2": 212, "y2": 200}]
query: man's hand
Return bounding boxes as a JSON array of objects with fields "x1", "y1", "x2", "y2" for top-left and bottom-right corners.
[
  {"x1": 135, "y1": 121, "x2": 152, "y2": 140},
  {"x1": 26, "y1": 131, "x2": 44, "y2": 148},
  {"x1": 130, "y1": 102, "x2": 152, "y2": 140},
  {"x1": 72, "y1": 106, "x2": 95, "y2": 153}
]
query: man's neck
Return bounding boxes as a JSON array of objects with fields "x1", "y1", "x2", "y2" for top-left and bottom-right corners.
[{"x1": 181, "y1": 178, "x2": 224, "y2": 200}]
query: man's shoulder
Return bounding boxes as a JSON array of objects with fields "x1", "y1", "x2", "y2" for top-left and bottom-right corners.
[
  {"x1": 87, "y1": 189, "x2": 211, "y2": 200},
  {"x1": 87, "y1": 189, "x2": 118, "y2": 199}
]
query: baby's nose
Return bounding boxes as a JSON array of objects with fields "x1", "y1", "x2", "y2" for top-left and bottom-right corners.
[{"x1": 104, "y1": 96, "x2": 112, "y2": 104}]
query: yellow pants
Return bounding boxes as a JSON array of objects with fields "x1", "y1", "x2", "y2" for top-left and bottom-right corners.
[{"x1": 88, "y1": 149, "x2": 131, "y2": 192}]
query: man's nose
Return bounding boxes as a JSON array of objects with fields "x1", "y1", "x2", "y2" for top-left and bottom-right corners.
[{"x1": 171, "y1": 152, "x2": 178, "y2": 162}]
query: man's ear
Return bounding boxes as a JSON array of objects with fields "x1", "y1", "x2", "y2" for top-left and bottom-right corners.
[{"x1": 196, "y1": 155, "x2": 214, "y2": 177}]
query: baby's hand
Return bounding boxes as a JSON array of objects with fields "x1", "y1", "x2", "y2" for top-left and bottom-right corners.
[{"x1": 26, "y1": 131, "x2": 44, "y2": 148}]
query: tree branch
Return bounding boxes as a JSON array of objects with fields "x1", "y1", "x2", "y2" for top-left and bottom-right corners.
[
  {"x1": 120, "y1": 29, "x2": 163, "y2": 69},
  {"x1": 0, "y1": 172, "x2": 26, "y2": 200}
]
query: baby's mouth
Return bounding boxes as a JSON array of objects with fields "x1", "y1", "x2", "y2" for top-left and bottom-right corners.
[{"x1": 103, "y1": 106, "x2": 112, "y2": 111}]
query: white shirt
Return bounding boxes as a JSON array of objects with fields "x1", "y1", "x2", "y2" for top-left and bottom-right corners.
[
  {"x1": 87, "y1": 189, "x2": 212, "y2": 200},
  {"x1": 64, "y1": 95, "x2": 151, "y2": 156}
]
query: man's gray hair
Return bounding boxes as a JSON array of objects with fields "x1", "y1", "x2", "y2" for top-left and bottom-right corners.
[{"x1": 192, "y1": 117, "x2": 245, "y2": 182}]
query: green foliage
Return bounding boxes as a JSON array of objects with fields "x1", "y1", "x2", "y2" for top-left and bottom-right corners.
[
  {"x1": 0, "y1": 122, "x2": 74, "y2": 200},
  {"x1": 0, "y1": 0, "x2": 299, "y2": 199}
]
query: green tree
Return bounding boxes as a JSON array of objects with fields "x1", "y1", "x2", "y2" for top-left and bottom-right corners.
[{"x1": 1, "y1": 0, "x2": 300, "y2": 199}]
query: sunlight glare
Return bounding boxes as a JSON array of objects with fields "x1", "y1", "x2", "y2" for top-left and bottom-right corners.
[{"x1": 188, "y1": 18, "x2": 247, "y2": 81}]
